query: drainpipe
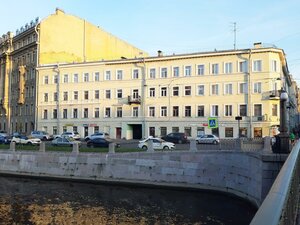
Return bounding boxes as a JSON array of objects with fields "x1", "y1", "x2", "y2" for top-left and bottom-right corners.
[
  {"x1": 141, "y1": 58, "x2": 146, "y2": 138},
  {"x1": 54, "y1": 64, "x2": 60, "y2": 134},
  {"x1": 248, "y1": 49, "x2": 253, "y2": 138},
  {"x1": 34, "y1": 23, "x2": 40, "y2": 131}
]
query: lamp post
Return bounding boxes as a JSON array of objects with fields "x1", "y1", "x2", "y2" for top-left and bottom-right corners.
[{"x1": 276, "y1": 88, "x2": 290, "y2": 153}]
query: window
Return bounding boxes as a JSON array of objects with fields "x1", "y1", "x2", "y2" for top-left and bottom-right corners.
[
  {"x1": 117, "y1": 107, "x2": 122, "y2": 117},
  {"x1": 224, "y1": 83, "x2": 233, "y2": 95},
  {"x1": 63, "y1": 74, "x2": 68, "y2": 83},
  {"x1": 44, "y1": 93, "x2": 48, "y2": 102},
  {"x1": 117, "y1": 70, "x2": 123, "y2": 80},
  {"x1": 239, "y1": 104, "x2": 247, "y2": 116},
  {"x1": 53, "y1": 109, "x2": 57, "y2": 119},
  {"x1": 94, "y1": 72, "x2": 100, "y2": 81},
  {"x1": 84, "y1": 73, "x2": 89, "y2": 82},
  {"x1": 160, "y1": 127, "x2": 167, "y2": 136},
  {"x1": 211, "y1": 63, "x2": 219, "y2": 75},
  {"x1": 84, "y1": 91, "x2": 89, "y2": 100},
  {"x1": 133, "y1": 69, "x2": 139, "y2": 79},
  {"x1": 149, "y1": 88, "x2": 155, "y2": 97},
  {"x1": 63, "y1": 109, "x2": 68, "y2": 119},
  {"x1": 253, "y1": 82, "x2": 262, "y2": 93},
  {"x1": 239, "y1": 61, "x2": 248, "y2": 72},
  {"x1": 173, "y1": 86, "x2": 179, "y2": 96},
  {"x1": 225, "y1": 127, "x2": 233, "y2": 138},
  {"x1": 272, "y1": 104, "x2": 278, "y2": 116},
  {"x1": 197, "y1": 64, "x2": 204, "y2": 75},
  {"x1": 161, "y1": 68, "x2": 167, "y2": 78},
  {"x1": 184, "y1": 127, "x2": 191, "y2": 137},
  {"x1": 73, "y1": 109, "x2": 78, "y2": 118},
  {"x1": 149, "y1": 107, "x2": 155, "y2": 117},
  {"x1": 43, "y1": 110, "x2": 48, "y2": 119},
  {"x1": 95, "y1": 90, "x2": 100, "y2": 99},
  {"x1": 211, "y1": 84, "x2": 219, "y2": 95},
  {"x1": 161, "y1": 106, "x2": 167, "y2": 117},
  {"x1": 83, "y1": 108, "x2": 88, "y2": 118},
  {"x1": 106, "y1": 90, "x2": 111, "y2": 99},
  {"x1": 197, "y1": 105, "x2": 205, "y2": 117},
  {"x1": 54, "y1": 92, "x2": 58, "y2": 101},
  {"x1": 224, "y1": 105, "x2": 232, "y2": 116},
  {"x1": 185, "y1": 86, "x2": 191, "y2": 96},
  {"x1": 161, "y1": 87, "x2": 167, "y2": 97},
  {"x1": 105, "y1": 71, "x2": 111, "y2": 80},
  {"x1": 253, "y1": 60, "x2": 262, "y2": 72},
  {"x1": 197, "y1": 85, "x2": 205, "y2": 96},
  {"x1": 94, "y1": 108, "x2": 99, "y2": 118},
  {"x1": 211, "y1": 105, "x2": 219, "y2": 116},
  {"x1": 185, "y1": 66, "x2": 191, "y2": 76},
  {"x1": 149, "y1": 68, "x2": 156, "y2": 79},
  {"x1": 73, "y1": 74, "x2": 78, "y2": 83},
  {"x1": 173, "y1": 106, "x2": 179, "y2": 117},
  {"x1": 54, "y1": 75, "x2": 58, "y2": 84},
  {"x1": 254, "y1": 127, "x2": 262, "y2": 138},
  {"x1": 63, "y1": 92, "x2": 68, "y2": 101},
  {"x1": 133, "y1": 89, "x2": 139, "y2": 99},
  {"x1": 271, "y1": 60, "x2": 277, "y2": 72},
  {"x1": 254, "y1": 104, "x2": 262, "y2": 117},
  {"x1": 53, "y1": 126, "x2": 58, "y2": 135},
  {"x1": 185, "y1": 106, "x2": 191, "y2": 117},
  {"x1": 105, "y1": 107, "x2": 111, "y2": 117},
  {"x1": 44, "y1": 76, "x2": 49, "y2": 84},
  {"x1": 239, "y1": 83, "x2": 247, "y2": 94},
  {"x1": 224, "y1": 62, "x2": 232, "y2": 74},
  {"x1": 133, "y1": 107, "x2": 139, "y2": 117},
  {"x1": 117, "y1": 89, "x2": 122, "y2": 98},
  {"x1": 73, "y1": 91, "x2": 78, "y2": 100},
  {"x1": 173, "y1": 67, "x2": 179, "y2": 77}
]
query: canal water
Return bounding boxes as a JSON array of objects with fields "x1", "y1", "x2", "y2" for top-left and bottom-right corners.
[{"x1": 0, "y1": 176, "x2": 256, "y2": 225}]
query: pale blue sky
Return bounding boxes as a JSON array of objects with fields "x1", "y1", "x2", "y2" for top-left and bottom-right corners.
[{"x1": 1, "y1": 0, "x2": 300, "y2": 80}]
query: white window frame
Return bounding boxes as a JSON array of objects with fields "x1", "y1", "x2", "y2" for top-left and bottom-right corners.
[
  {"x1": 184, "y1": 65, "x2": 192, "y2": 76},
  {"x1": 173, "y1": 66, "x2": 179, "y2": 77},
  {"x1": 133, "y1": 69, "x2": 139, "y2": 79},
  {"x1": 239, "y1": 82, "x2": 247, "y2": 94},
  {"x1": 224, "y1": 62, "x2": 232, "y2": 74},
  {"x1": 211, "y1": 105, "x2": 219, "y2": 117},
  {"x1": 197, "y1": 64, "x2": 205, "y2": 75},
  {"x1": 149, "y1": 68, "x2": 156, "y2": 79},
  {"x1": 224, "y1": 83, "x2": 233, "y2": 95},
  {"x1": 160, "y1": 67, "x2": 168, "y2": 78},
  {"x1": 211, "y1": 63, "x2": 219, "y2": 75},
  {"x1": 197, "y1": 85, "x2": 205, "y2": 96},
  {"x1": 94, "y1": 72, "x2": 100, "y2": 81},
  {"x1": 105, "y1": 71, "x2": 111, "y2": 80},
  {"x1": 224, "y1": 104, "x2": 233, "y2": 117},
  {"x1": 211, "y1": 84, "x2": 219, "y2": 95},
  {"x1": 253, "y1": 82, "x2": 262, "y2": 93},
  {"x1": 253, "y1": 60, "x2": 262, "y2": 72},
  {"x1": 116, "y1": 70, "x2": 123, "y2": 80}
]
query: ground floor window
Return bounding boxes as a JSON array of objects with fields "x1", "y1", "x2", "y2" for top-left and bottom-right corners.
[
  {"x1": 225, "y1": 127, "x2": 233, "y2": 138},
  {"x1": 254, "y1": 127, "x2": 262, "y2": 137},
  {"x1": 53, "y1": 126, "x2": 58, "y2": 135},
  {"x1": 73, "y1": 126, "x2": 78, "y2": 132},
  {"x1": 149, "y1": 127, "x2": 155, "y2": 137},
  {"x1": 212, "y1": 128, "x2": 219, "y2": 137},
  {"x1": 160, "y1": 127, "x2": 167, "y2": 136},
  {"x1": 197, "y1": 127, "x2": 205, "y2": 136},
  {"x1": 184, "y1": 127, "x2": 191, "y2": 136},
  {"x1": 240, "y1": 127, "x2": 248, "y2": 137},
  {"x1": 172, "y1": 127, "x2": 179, "y2": 133},
  {"x1": 94, "y1": 126, "x2": 99, "y2": 133},
  {"x1": 63, "y1": 126, "x2": 67, "y2": 133}
]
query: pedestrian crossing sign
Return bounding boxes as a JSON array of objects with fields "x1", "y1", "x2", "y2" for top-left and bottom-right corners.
[{"x1": 208, "y1": 117, "x2": 218, "y2": 128}]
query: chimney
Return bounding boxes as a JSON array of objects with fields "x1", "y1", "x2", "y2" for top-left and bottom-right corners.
[
  {"x1": 253, "y1": 42, "x2": 262, "y2": 48},
  {"x1": 157, "y1": 50, "x2": 163, "y2": 57}
]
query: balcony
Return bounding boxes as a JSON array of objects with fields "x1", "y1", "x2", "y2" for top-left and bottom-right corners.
[
  {"x1": 269, "y1": 90, "x2": 280, "y2": 100},
  {"x1": 128, "y1": 95, "x2": 141, "y2": 105}
]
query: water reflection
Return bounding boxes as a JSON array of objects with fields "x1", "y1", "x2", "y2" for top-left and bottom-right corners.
[{"x1": 0, "y1": 176, "x2": 256, "y2": 224}]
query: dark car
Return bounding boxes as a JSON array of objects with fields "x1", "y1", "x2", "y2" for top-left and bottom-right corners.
[
  {"x1": 161, "y1": 132, "x2": 189, "y2": 144},
  {"x1": 87, "y1": 138, "x2": 120, "y2": 148},
  {"x1": 0, "y1": 135, "x2": 10, "y2": 144}
]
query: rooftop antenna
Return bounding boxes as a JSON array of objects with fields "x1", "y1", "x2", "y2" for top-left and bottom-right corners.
[{"x1": 232, "y1": 22, "x2": 237, "y2": 50}]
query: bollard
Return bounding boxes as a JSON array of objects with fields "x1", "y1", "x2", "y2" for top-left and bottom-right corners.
[
  {"x1": 72, "y1": 143, "x2": 79, "y2": 154},
  {"x1": 189, "y1": 139, "x2": 197, "y2": 152},
  {"x1": 109, "y1": 142, "x2": 115, "y2": 154},
  {"x1": 147, "y1": 139, "x2": 154, "y2": 152},
  {"x1": 39, "y1": 142, "x2": 46, "y2": 152},
  {"x1": 10, "y1": 142, "x2": 16, "y2": 151}
]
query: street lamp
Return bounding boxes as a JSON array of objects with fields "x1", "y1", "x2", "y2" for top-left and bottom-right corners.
[{"x1": 273, "y1": 88, "x2": 290, "y2": 153}]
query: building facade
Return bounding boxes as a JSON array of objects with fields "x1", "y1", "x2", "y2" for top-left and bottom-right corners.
[
  {"x1": 36, "y1": 44, "x2": 298, "y2": 139},
  {"x1": 0, "y1": 8, "x2": 147, "y2": 135}
]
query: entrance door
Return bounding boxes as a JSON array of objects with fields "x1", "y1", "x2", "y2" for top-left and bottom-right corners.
[
  {"x1": 132, "y1": 124, "x2": 142, "y2": 139},
  {"x1": 116, "y1": 127, "x2": 122, "y2": 139},
  {"x1": 84, "y1": 127, "x2": 88, "y2": 137}
]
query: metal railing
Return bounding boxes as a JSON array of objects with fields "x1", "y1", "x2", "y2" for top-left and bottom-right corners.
[{"x1": 250, "y1": 141, "x2": 300, "y2": 225}]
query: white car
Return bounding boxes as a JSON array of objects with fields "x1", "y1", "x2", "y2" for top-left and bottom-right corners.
[
  {"x1": 196, "y1": 134, "x2": 220, "y2": 145},
  {"x1": 85, "y1": 132, "x2": 109, "y2": 141},
  {"x1": 138, "y1": 137, "x2": 175, "y2": 150},
  {"x1": 55, "y1": 132, "x2": 81, "y2": 140},
  {"x1": 12, "y1": 135, "x2": 41, "y2": 145}
]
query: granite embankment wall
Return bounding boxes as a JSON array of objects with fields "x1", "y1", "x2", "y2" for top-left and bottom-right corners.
[{"x1": 0, "y1": 149, "x2": 285, "y2": 207}]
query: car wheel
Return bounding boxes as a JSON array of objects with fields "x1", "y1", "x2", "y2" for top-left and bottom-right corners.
[
  {"x1": 196, "y1": 140, "x2": 200, "y2": 144},
  {"x1": 163, "y1": 146, "x2": 169, "y2": 150},
  {"x1": 27, "y1": 142, "x2": 33, "y2": 145},
  {"x1": 85, "y1": 138, "x2": 90, "y2": 142},
  {"x1": 142, "y1": 145, "x2": 148, "y2": 150},
  {"x1": 213, "y1": 140, "x2": 217, "y2": 145}
]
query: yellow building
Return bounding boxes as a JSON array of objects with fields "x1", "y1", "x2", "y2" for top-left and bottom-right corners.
[
  {"x1": 36, "y1": 43, "x2": 296, "y2": 139},
  {"x1": 0, "y1": 8, "x2": 147, "y2": 134}
]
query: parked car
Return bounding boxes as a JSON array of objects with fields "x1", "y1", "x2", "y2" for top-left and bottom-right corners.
[
  {"x1": 55, "y1": 132, "x2": 81, "y2": 140},
  {"x1": 0, "y1": 135, "x2": 10, "y2": 144},
  {"x1": 85, "y1": 132, "x2": 109, "y2": 141},
  {"x1": 161, "y1": 132, "x2": 189, "y2": 144},
  {"x1": 196, "y1": 134, "x2": 220, "y2": 145},
  {"x1": 30, "y1": 131, "x2": 53, "y2": 141},
  {"x1": 11, "y1": 135, "x2": 41, "y2": 145},
  {"x1": 138, "y1": 137, "x2": 175, "y2": 150},
  {"x1": 87, "y1": 138, "x2": 120, "y2": 148},
  {"x1": 51, "y1": 137, "x2": 81, "y2": 147},
  {"x1": 0, "y1": 131, "x2": 8, "y2": 137}
]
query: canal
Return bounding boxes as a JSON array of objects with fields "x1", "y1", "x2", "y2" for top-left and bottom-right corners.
[{"x1": 0, "y1": 176, "x2": 256, "y2": 224}]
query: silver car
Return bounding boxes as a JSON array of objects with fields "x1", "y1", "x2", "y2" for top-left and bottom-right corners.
[{"x1": 196, "y1": 134, "x2": 220, "y2": 145}]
